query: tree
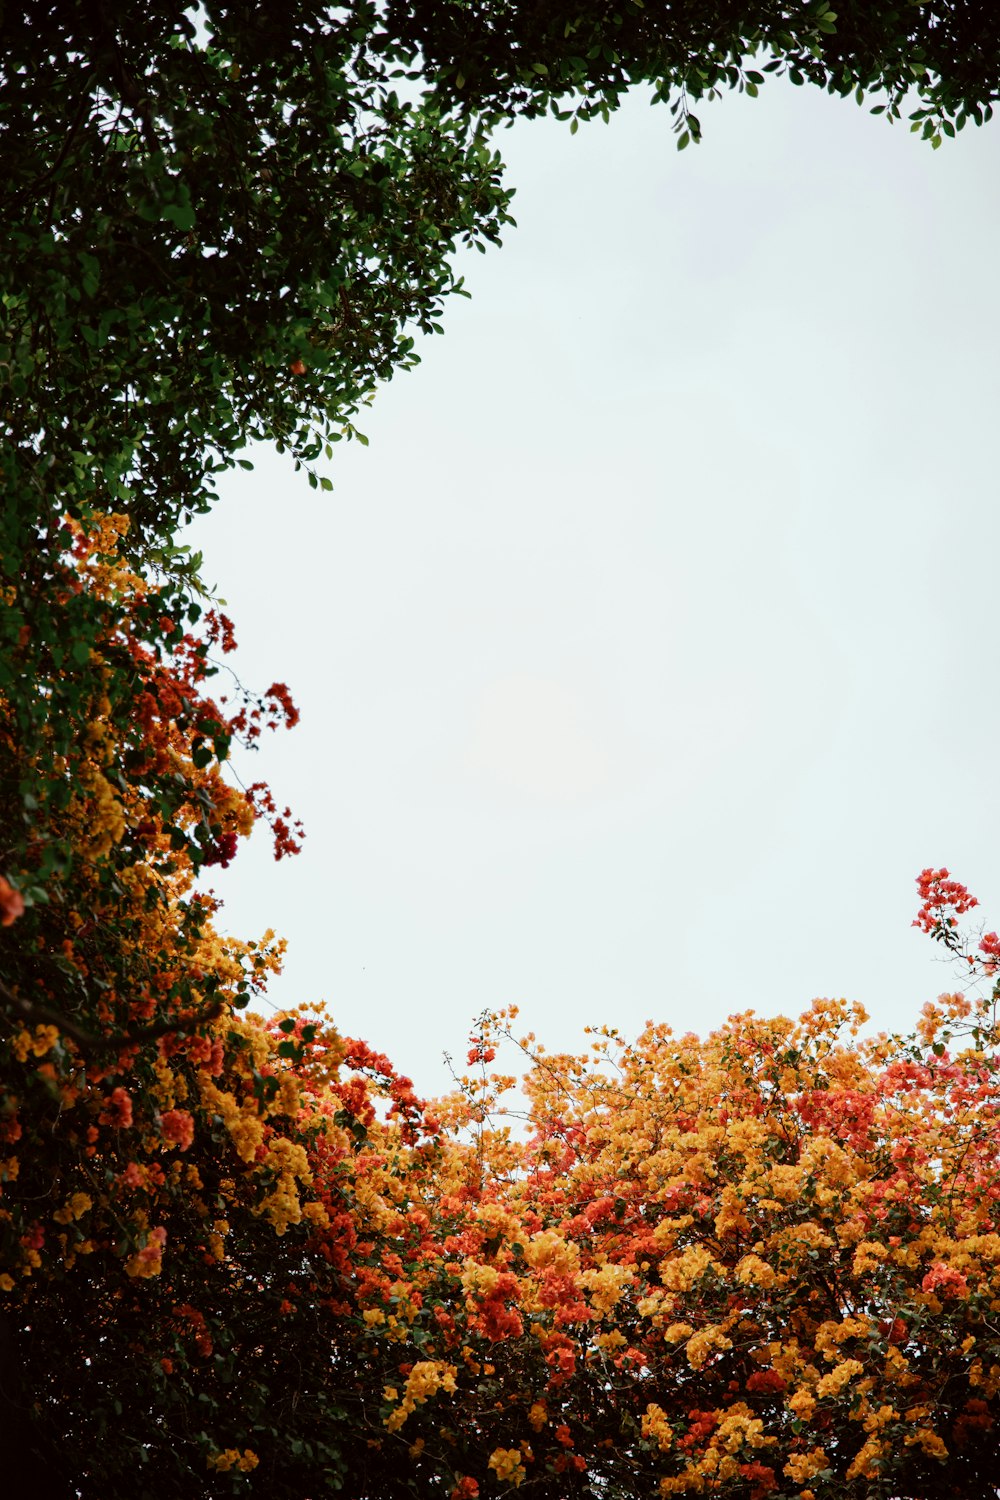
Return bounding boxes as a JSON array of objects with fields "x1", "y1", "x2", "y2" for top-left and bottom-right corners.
[
  {"x1": 1, "y1": 1, "x2": 512, "y2": 906},
  {"x1": 384, "y1": 0, "x2": 1000, "y2": 143},
  {"x1": 2, "y1": 1, "x2": 997, "y2": 909},
  {"x1": 3, "y1": 3, "x2": 1000, "y2": 1494}
]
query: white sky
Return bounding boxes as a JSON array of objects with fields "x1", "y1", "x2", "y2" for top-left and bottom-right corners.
[{"x1": 188, "y1": 77, "x2": 1000, "y2": 1099}]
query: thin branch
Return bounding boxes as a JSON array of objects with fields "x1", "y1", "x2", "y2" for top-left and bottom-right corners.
[{"x1": 0, "y1": 977, "x2": 225, "y2": 1053}]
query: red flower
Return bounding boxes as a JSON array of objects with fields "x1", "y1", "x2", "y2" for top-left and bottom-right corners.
[
  {"x1": 99, "y1": 1087, "x2": 133, "y2": 1129},
  {"x1": 913, "y1": 867, "x2": 978, "y2": 933},
  {"x1": 746, "y1": 1369, "x2": 787, "y2": 1395},
  {"x1": 202, "y1": 831, "x2": 239, "y2": 868}
]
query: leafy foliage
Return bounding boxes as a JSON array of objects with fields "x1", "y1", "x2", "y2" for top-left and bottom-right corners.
[
  {"x1": 386, "y1": 0, "x2": 1000, "y2": 146},
  {"x1": 3, "y1": 1, "x2": 997, "y2": 893},
  {"x1": 2, "y1": 3, "x2": 1000, "y2": 1496},
  {"x1": 6, "y1": 742, "x2": 1000, "y2": 1496}
]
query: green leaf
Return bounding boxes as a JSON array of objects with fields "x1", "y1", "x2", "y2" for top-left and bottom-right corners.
[{"x1": 162, "y1": 201, "x2": 196, "y2": 231}]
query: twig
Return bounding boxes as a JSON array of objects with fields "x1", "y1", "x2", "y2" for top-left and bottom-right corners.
[{"x1": 0, "y1": 977, "x2": 225, "y2": 1053}]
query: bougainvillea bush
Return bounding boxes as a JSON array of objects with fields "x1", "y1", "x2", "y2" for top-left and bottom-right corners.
[
  {"x1": 4, "y1": 582, "x2": 1000, "y2": 1500},
  {"x1": 4, "y1": 5, "x2": 1000, "y2": 1496}
]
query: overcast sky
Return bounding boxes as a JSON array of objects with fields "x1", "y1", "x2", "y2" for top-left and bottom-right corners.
[{"x1": 188, "y1": 76, "x2": 1000, "y2": 1098}]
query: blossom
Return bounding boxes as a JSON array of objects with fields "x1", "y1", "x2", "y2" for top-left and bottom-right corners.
[
  {"x1": 207, "y1": 1449, "x2": 259, "y2": 1473},
  {"x1": 160, "y1": 1108, "x2": 195, "y2": 1151},
  {"x1": 980, "y1": 931, "x2": 1000, "y2": 961},
  {"x1": 10, "y1": 1025, "x2": 58, "y2": 1063},
  {"x1": 641, "y1": 1403, "x2": 674, "y2": 1452},
  {"x1": 383, "y1": 1361, "x2": 458, "y2": 1434},
  {"x1": 528, "y1": 1401, "x2": 547, "y2": 1432},
  {"x1": 921, "y1": 1262, "x2": 969, "y2": 1298},
  {"x1": 53, "y1": 1192, "x2": 92, "y2": 1225},
  {"x1": 815, "y1": 1359, "x2": 864, "y2": 1399},
  {"x1": 783, "y1": 1449, "x2": 828, "y2": 1483},
  {"x1": 685, "y1": 1325, "x2": 733, "y2": 1370},
  {"x1": 912, "y1": 867, "x2": 978, "y2": 934},
  {"x1": 0, "y1": 877, "x2": 25, "y2": 926},
  {"x1": 99, "y1": 1087, "x2": 133, "y2": 1129},
  {"x1": 488, "y1": 1448, "x2": 526, "y2": 1487},
  {"x1": 126, "y1": 1226, "x2": 167, "y2": 1279}
]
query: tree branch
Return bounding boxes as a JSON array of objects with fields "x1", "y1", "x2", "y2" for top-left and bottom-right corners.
[{"x1": 0, "y1": 977, "x2": 226, "y2": 1053}]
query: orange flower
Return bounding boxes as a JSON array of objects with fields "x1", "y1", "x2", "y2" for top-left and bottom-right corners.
[{"x1": 0, "y1": 876, "x2": 24, "y2": 927}]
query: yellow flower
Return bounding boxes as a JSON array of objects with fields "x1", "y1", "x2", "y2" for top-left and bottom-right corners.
[
  {"x1": 206, "y1": 1450, "x2": 237, "y2": 1473},
  {"x1": 488, "y1": 1448, "x2": 527, "y2": 1487},
  {"x1": 53, "y1": 1191, "x2": 92, "y2": 1225},
  {"x1": 661, "y1": 1244, "x2": 722, "y2": 1292},
  {"x1": 715, "y1": 1406, "x2": 772, "y2": 1453},
  {"x1": 528, "y1": 1401, "x2": 547, "y2": 1433},
  {"x1": 383, "y1": 1362, "x2": 458, "y2": 1434},
  {"x1": 580, "y1": 1262, "x2": 632, "y2": 1314},
  {"x1": 905, "y1": 1427, "x2": 948, "y2": 1459},
  {"x1": 736, "y1": 1254, "x2": 776, "y2": 1288},
  {"x1": 207, "y1": 1448, "x2": 259, "y2": 1474},
  {"x1": 783, "y1": 1448, "x2": 828, "y2": 1483},
  {"x1": 815, "y1": 1359, "x2": 864, "y2": 1399},
  {"x1": 846, "y1": 1436, "x2": 884, "y2": 1481},
  {"x1": 641, "y1": 1403, "x2": 674, "y2": 1452},
  {"x1": 788, "y1": 1389, "x2": 816, "y2": 1421},
  {"x1": 685, "y1": 1325, "x2": 733, "y2": 1370}
]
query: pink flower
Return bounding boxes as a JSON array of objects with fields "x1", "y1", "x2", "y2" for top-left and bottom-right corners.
[
  {"x1": 921, "y1": 1262, "x2": 969, "y2": 1298},
  {"x1": 980, "y1": 932, "x2": 1000, "y2": 960},
  {"x1": 913, "y1": 867, "x2": 978, "y2": 934}
]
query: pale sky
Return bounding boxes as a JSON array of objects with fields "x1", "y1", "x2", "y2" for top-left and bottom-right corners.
[{"x1": 188, "y1": 77, "x2": 1000, "y2": 1098}]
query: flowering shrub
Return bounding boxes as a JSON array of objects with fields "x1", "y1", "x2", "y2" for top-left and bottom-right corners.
[
  {"x1": 280, "y1": 955, "x2": 1000, "y2": 1500},
  {"x1": 7, "y1": 835, "x2": 1000, "y2": 1496},
  {"x1": 3, "y1": 10, "x2": 1000, "y2": 1489},
  {"x1": 4, "y1": 529, "x2": 1000, "y2": 1498}
]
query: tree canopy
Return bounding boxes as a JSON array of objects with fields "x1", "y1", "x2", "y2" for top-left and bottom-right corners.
[
  {"x1": 2, "y1": 2, "x2": 1000, "y2": 1496},
  {"x1": 3, "y1": 0, "x2": 998, "y2": 901}
]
